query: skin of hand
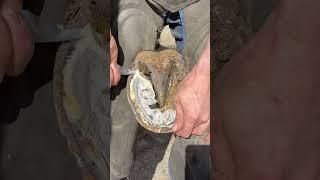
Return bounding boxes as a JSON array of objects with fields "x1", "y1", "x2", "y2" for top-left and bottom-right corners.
[
  {"x1": 172, "y1": 37, "x2": 210, "y2": 141},
  {"x1": 213, "y1": 0, "x2": 320, "y2": 179},
  {"x1": 110, "y1": 32, "x2": 120, "y2": 87},
  {"x1": 0, "y1": 0, "x2": 34, "y2": 82}
]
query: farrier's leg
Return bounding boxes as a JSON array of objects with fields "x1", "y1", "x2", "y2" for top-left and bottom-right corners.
[
  {"x1": 110, "y1": 1, "x2": 163, "y2": 179},
  {"x1": 168, "y1": 0, "x2": 210, "y2": 179},
  {"x1": 182, "y1": 0, "x2": 210, "y2": 70}
]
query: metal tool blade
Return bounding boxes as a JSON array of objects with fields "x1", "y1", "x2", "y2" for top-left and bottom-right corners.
[{"x1": 116, "y1": 64, "x2": 135, "y2": 76}]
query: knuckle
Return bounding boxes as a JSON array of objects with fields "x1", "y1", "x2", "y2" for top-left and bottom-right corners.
[{"x1": 180, "y1": 132, "x2": 189, "y2": 138}]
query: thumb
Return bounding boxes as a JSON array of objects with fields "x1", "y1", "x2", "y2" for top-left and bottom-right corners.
[
  {"x1": 172, "y1": 97, "x2": 184, "y2": 132},
  {"x1": 0, "y1": 15, "x2": 13, "y2": 79},
  {"x1": 110, "y1": 32, "x2": 118, "y2": 64},
  {"x1": 110, "y1": 63, "x2": 121, "y2": 87},
  {"x1": 1, "y1": 8, "x2": 34, "y2": 76}
]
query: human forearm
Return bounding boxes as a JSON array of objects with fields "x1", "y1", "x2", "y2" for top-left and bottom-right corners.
[{"x1": 192, "y1": 37, "x2": 210, "y2": 79}]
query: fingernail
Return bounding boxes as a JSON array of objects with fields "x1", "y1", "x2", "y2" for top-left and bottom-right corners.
[{"x1": 2, "y1": 9, "x2": 22, "y2": 25}]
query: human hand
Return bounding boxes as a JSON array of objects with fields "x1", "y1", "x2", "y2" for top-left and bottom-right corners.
[
  {"x1": 110, "y1": 32, "x2": 120, "y2": 87},
  {"x1": 172, "y1": 39, "x2": 210, "y2": 141},
  {"x1": 0, "y1": 0, "x2": 34, "y2": 82}
]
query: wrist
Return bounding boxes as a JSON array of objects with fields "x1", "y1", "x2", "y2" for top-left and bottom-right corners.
[
  {"x1": 193, "y1": 38, "x2": 210, "y2": 77},
  {"x1": 193, "y1": 58, "x2": 210, "y2": 79},
  {"x1": 190, "y1": 63, "x2": 210, "y2": 94}
]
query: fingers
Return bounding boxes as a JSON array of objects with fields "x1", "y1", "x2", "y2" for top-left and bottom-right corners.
[
  {"x1": 175, "y1": 103, "x2": 197, "y2": 138},
  {"x1": 110, "y1": 32, "x2": 118, "y2": 64},
  {"x1": 109, "y1": 31, "x2": 120, "y2": 87},
  {"x1": 173, "y1": 101, "x2": 209, "y2": 141},
  {"x1": 173, "y1": 95, "x2": 197, "y2": 138},
  {"x1": 1, "y1": 8, "x2": 34, "y2": 75},
  {"x1": 0, "y1": 15, "x2": 13, "y2": 80},
  {"x1": 110, "y1": 66, "x2": 114, "y2": 87},
  {"x1": 172, "y1": 97, "x2": 184, "y2": 132},
  {"x1": 172, "y1": 83, "x2": 195, "y2": 138},
  {"x1": 110, "y1": 63, "x2": 121, "y2": 87},
  {"x1": 192, "y1": 120, "x2": 210, "y2": 136},
  {"x1": 193, "y1": 121, "x2": 210, "y2": 143},
  {"x1": 1, "y1": 0, "x2": 34, "y2": 76}
]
